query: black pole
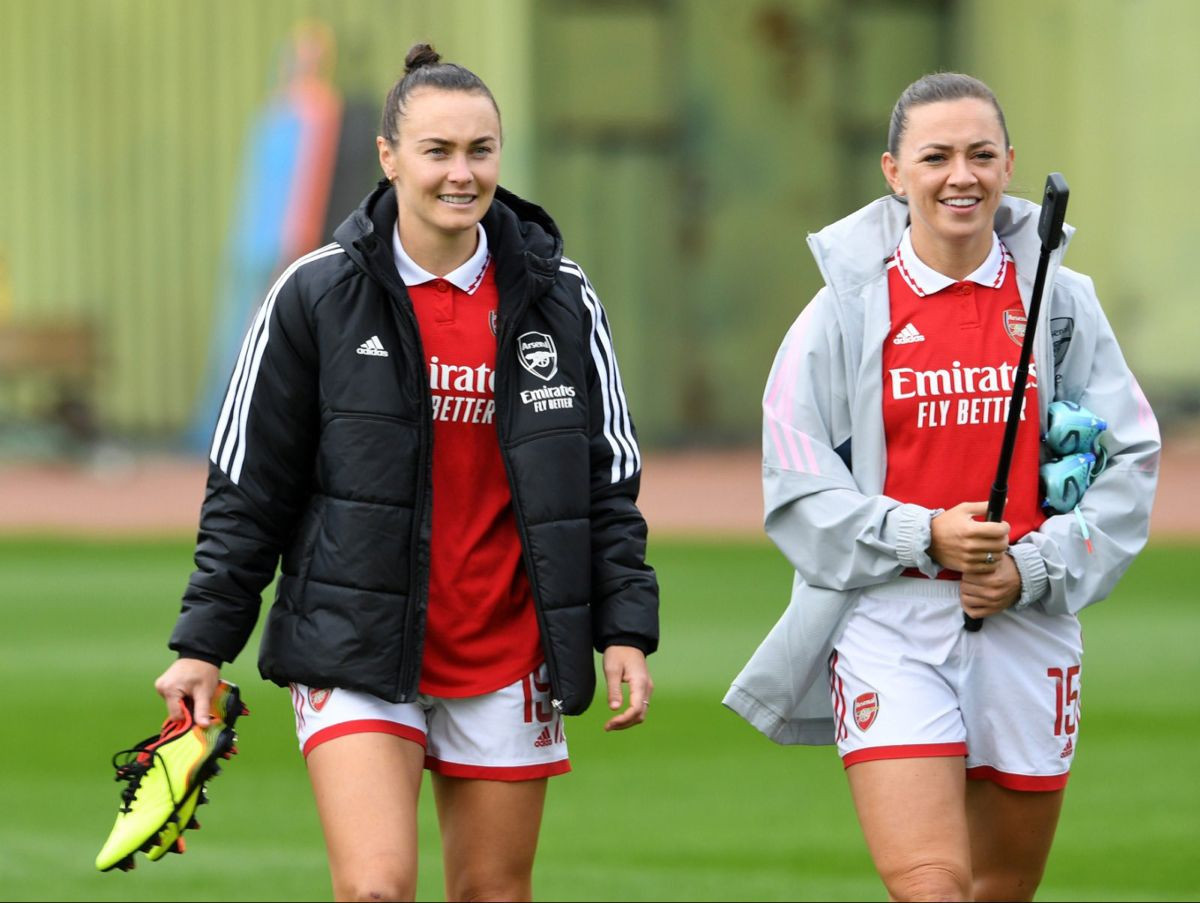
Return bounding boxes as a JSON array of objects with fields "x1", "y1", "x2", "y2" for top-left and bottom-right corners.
[{"x1": 964, "y1": 173, "x2": 1069, "y2": 631}]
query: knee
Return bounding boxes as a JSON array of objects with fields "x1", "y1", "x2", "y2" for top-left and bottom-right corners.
[
  {"x1": 883, "y1": 860, "x2": 973, "y2": 902},
  {"x1": 449, "y1": 891, "x2": 523, "y2": 903},
  {"x1": 444, "y1": 875, "x2": 531, "y2": 902},
  {"x1": 973, "y1": 870, "x2": 1044, "y2": 902},
  {"x1": 334, "y1": 874, "x2": 417, "y2": 902}
]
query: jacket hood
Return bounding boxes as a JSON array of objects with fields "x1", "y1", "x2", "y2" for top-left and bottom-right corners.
[
  {"x1": 806, "y1": 193, "x2": 1076, "y2": 297},
  {"x1": 333, "y1": 180, "x2": 563, "y2": 293}
]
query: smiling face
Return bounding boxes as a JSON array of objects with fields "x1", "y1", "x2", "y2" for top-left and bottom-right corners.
[
  {"x1": 377, "y1": 87, "x2": 501, "y2": 267},
  {"x1": 881, "y1": 97, "x2": 1014, "y2": 278}
]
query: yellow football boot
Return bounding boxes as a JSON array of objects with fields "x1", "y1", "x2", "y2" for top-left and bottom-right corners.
[{"x1": 96, "y1": 680, "x2": 246, "y2": 872}]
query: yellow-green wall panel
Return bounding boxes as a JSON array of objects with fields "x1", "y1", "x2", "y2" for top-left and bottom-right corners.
[
  {"x1": 955, "y1": 0, "x2": 1200, "y2": 404},
  {"x1": 5, "y1": 1, "x2": 1191, "y2": 441},
  {"x1": 0, "y1": 0, "x2": 534, "y2": 435}
]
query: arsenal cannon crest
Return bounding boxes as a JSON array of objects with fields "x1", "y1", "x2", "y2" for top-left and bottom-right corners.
[{"x1": 518, "y1": 331, "x2": 558, "y2": 381}]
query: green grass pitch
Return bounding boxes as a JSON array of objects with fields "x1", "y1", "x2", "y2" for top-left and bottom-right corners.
[{"x1": 0, "y1": 536, "x2": 1196, "y2": 901}]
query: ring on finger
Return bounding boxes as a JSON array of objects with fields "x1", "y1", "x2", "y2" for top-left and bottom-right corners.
[{"x1": 985, "y1": 552, "x2": 995, "y2": 564}]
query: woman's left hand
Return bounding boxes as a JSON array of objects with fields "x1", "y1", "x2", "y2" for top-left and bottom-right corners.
[
  {"x1": 601, "y1": 645, "x2": 654, "y2": 732},
  {"x1": 959, "y1": 552, "x2": 1022, "y2": 619}
]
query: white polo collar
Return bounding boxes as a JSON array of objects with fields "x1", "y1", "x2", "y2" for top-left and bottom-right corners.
[
  {"x1": 392, "y1": 223, "x2": 490, "y2": 295},
  {"x1": 892, "y1": 227, "x2": 1010, "y2": 297}
]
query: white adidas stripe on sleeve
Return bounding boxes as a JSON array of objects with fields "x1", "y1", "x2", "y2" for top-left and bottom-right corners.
[
  {"x1": 561, "y1": 258, "x2": 641, "y2": 484},
  {"x1": 210, "y1": 243, "x2": 344, "y2": 484}
]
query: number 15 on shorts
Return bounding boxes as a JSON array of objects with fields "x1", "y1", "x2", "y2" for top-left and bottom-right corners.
[{"x1": 1047, "y1": 665, "x2": 1080, "y2": 736}]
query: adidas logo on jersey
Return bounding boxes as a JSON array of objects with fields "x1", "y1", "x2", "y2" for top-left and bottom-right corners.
[
  {"x1": 1060, "y1": 737, "x2": 1074, "y2": 759},
  {"x1": 893, "y1": 323, "x2": 925, "y2": 345},
  {"x1": 356, "y1": 336, "x2": 389, "y2": 357},
  {"x1": 534, "y1": 727, "x2": 553, "y2": 748}
]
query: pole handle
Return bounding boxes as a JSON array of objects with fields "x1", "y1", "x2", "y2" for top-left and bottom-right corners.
[{"x1": 1038, "y1": 174, "x2": 1070, "y2": 250}]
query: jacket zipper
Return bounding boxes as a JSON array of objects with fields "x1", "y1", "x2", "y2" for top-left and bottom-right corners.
[
  {"x1": 495, "y1": 296, "x2": 565, "y2": 710},
  {"x1": 383, "y1": 279, "x2": 433, "y2": 702}
]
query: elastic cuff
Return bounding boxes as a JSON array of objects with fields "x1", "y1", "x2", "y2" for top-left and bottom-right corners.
[
  {"x1": 893, "y1": 503, "x2": 943, "y2": 577},
  {"x1": 598, "y1": 635, "x2": 655, "y2": 656},
  {"x1": 175, "y1": 648, "x2": 223, "y2": 667},
  {"x1": 1007, "y1": 542, "x2": 1048, "y2": 610}
]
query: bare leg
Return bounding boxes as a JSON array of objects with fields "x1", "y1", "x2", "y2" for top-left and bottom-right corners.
[
  {"x1": 306, "y1": 733, "x2": 426, "y2": 902},
  {"x1": 432, "y1": 774, "x2": 547, "y2": 902},
  {"x1": 967, "y1": 779, "x2": 1064, "y2": 902},
  {"x1": 846, "y1": 756, "x2": 973, "y2": 902}
]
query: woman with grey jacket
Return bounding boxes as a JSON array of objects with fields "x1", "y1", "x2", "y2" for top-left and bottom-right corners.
[{"x1": 726, "y1": 73, "x2": 1158, "y2": 901}]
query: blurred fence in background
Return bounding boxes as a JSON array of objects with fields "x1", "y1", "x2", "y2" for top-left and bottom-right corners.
[{"x1": 1, "y1": 0, "x2": 1196, "y2": 451}]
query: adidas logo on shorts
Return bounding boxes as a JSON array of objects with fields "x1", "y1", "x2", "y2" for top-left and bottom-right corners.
[{"x1": 534, "y1": 727, "x2": 553, "y2": 748}]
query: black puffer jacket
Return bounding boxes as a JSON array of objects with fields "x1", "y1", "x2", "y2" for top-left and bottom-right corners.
[{"x1": 169, "y1": 182, "x2": 659, "y2": 715}]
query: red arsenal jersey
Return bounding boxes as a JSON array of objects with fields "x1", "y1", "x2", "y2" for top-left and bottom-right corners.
[
  {"x1": 882, "y1": 228, "x2": 1046, "y2": 578},
  {"x1": 394, "y1": 225, "x2": 543, "y2": 696}
]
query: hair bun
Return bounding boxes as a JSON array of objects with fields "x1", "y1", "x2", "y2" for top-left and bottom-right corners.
[{"x1": 404, "y1": 42, "x2": 441, "y2": 73}]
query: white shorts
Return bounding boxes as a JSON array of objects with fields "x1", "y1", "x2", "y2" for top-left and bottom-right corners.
[
  {"x1": 830, "y1": 577, "x2": 1082, "y2": 791},
  {"x1": 289, "y1": 663, "x2": 570, "y2": 781}
]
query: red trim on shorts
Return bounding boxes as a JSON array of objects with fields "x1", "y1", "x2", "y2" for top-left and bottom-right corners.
[
  {"x1": 967, "y1": 765, "x2": 1069, "y2": 791},
  {"x1": 842, "y1": 742, "x2": 967, "y2": 768},
  {"x1": 828, "y1": 650, "x2": 849, "y2": 742},
  {"x1": 425, "y1": 756, "x2": 572, "y2": 782},
  {"x1": 302, "y1": 719, "x2": 427, "y2": 758}
]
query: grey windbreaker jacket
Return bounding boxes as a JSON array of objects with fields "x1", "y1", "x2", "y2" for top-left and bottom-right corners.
[{"x1": 723, "y1": 193, "x2": 1160, "y2": 745}]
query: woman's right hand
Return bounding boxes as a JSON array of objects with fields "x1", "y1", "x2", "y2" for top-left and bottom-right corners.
[
  {"x1": 154, "y1": 658, "x2": 221, "y2": 726},
  {"x1": 929, "y1": 501, "x2": 1010, "y2": 574}
]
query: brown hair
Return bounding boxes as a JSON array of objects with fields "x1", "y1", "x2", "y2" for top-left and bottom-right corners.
[
  {"x1": 887, "y1": 72, "x2": 1009, "y2": 156},
  {"x1": 379, "y1": 42, "x2": 500, "y2": 144}
]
